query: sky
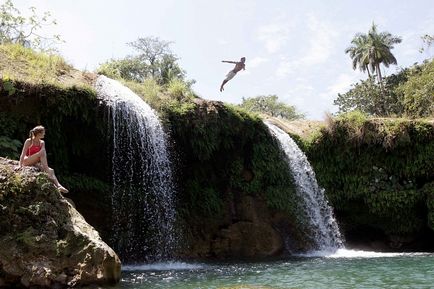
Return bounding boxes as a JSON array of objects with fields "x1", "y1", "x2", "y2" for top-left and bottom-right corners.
[{"x1": 12, "y1": 0, "x2": 434, "y2": 119}]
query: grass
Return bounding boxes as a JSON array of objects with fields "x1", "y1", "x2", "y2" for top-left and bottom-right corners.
[
  {"x1": 120, "y1": 76, "x2": 197, "y2": 116},
  {"x1": 0, "y1": 43, "x2": 93, "y2": 89}
]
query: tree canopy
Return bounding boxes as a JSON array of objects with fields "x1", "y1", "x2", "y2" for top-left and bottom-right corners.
[
  {"x1": 0, "y1": 0, "x2": 61, "y2": 50},
  {"x1": 335, "y1": 59, "x2": 434, "y2": 118},
  {"x1": 397, "y1": 60, "x2": 434, "y2": 117},
  {"x1": 98, "y1": 36, "x2": 187, "y2": 85},
  {"x1": 334, "y1": 75, "x2": 405, "y2": 116},
  {"x1": 238, "y1": 95, "x2": 304, "y2": 121},
  {"x1": 345, "y1": 23, "x2": 402, "y2": 87}
]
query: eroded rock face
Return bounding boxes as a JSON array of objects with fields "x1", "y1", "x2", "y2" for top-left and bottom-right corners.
[
  {"x1": 181, "y1": 195, "x2": 288, "y2": 259},
  {"x1": 0, "y1": 158, "x2": 121, "y2": 288},
  {"x1": 211, "y1": 221, "x2": 283, "y2": 258},
  {"x1": 208, "y1": 196, "x2": 294, "y2": 258}
]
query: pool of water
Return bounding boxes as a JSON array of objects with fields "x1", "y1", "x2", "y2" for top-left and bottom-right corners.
[{"x1": 109, "y1": 249, "x2": 434, "y2": 289}]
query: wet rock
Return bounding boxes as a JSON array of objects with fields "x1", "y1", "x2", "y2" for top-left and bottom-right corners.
[
  {"x1": 0, "y1": 158, "x2": 121, "y2": 288},
  {"x1": 211, "y1": 221, "x2": 283, "y2": 258}
]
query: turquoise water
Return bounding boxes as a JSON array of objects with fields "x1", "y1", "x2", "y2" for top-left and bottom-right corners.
[{"x1": 111, "y1": 250, "x2": 434, "y2": 289}]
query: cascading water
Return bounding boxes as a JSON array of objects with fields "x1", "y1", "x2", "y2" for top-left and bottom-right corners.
[
  {"x1": 95, "y1": 75, "x2": 177, "y2": 262},
  {"x1": 265, "y1": 121, "x2": 343, "y2": 253}
]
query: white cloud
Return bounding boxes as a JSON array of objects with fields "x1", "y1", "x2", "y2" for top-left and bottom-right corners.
[
  {"x1": 275, "y1": 56, "x2": 295, "y2": 78},
  {"x1": 217, "y1": 39, "x2": 229, "y2": 45},
  {"x1": 311, "y1": 72, "x2": 361, "y2": 117},
  {"x1": 299, "y1": 14, "x2": 338, "y2": 67},
  {"x1": 248, "y1": 56, "x2": 268, "y2": 68},
  {"x1": 324, "y1": 73, "x2": 358, "y2": 98},
  {"x1": 274, "y1": 14, "x2": 339, "y2": 79},
  {"x1": 257, "y1": 17, "x2": 294, "y2": 54}
]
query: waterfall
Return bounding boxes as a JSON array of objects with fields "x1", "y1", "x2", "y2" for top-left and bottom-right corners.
[
  {"x1": 95, "y1": 75, "x2": 177, "y2": 262},
  {"x1": 265, "y1": 121, "x2": 343, "y2": 253}
]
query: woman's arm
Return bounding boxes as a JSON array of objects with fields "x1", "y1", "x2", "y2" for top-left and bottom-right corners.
[{"x1": 19, "y1": 139, "x2": 30, "y2": 167}]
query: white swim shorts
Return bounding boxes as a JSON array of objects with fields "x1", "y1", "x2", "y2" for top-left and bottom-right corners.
[{"x1": 225, "y1": 70, "x2": 237, "y2": 81}]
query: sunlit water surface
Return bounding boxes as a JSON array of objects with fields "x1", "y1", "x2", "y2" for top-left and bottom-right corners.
[{"x1": 104, "y1": 250, "x2": 434, "y2": 289}]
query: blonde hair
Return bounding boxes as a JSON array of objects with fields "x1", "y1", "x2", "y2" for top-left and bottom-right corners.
[{"x1": 29, "y1": 125, "x2": 45, "y2": 139}]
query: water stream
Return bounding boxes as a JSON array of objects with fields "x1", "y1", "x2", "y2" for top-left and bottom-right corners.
[
  {"x1": 95, "y1": 75, "x2": 177, "y2": 262},
  {"x1": 265, "y1": 121, "x2": 343, "y2": 253}
]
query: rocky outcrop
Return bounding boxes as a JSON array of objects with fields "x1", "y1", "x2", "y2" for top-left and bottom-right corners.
[{"x1": 0, "y1": 158, "x2": 121, "y2": 288}]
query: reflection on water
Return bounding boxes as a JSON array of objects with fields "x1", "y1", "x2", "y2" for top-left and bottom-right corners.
[{"x1": 108, "y1": 252, "x2": 434, "y2": 289}]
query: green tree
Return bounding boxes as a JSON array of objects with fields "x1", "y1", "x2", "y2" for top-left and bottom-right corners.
[
  {"x1": 396, "y1": 59, "x2": 434, "y2": 117},
  {"x1": 98, "y1": 36, "x2": 186, "y2": 85},
  {"x1": 334, "y1": 69, "x2": 408, "y2": 116},
  {"x1": 97, "y1": 56, "x2": 147, "y2": 82},
  {"x1": 367, "y1": 24, "x2": 402, "y2": 85},
  {"x1": 346, "y1": 23, "x2": 402, "y2": 89},
  {"x1": 0, "y1": 0, "x2": 61, "y2": 50},
  {"x1": 345, "y1": 33, "x2": 372, "y2": 78},
  {"x1": 127, "y1": 36, "x2": 186, "y2": 84},
  {"x1": 239, "y1": 95, "x2": 304, "y2": 121}
]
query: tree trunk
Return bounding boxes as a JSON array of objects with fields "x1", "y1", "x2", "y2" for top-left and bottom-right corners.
[
  {"x1": 376, "y1": 63, "x2": 386, "y2": 115},
  {"x1": 365, "y1": 65, "x2": 372, "y2": 78}
]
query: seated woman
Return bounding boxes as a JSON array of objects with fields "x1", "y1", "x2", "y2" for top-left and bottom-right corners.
[{"x1": 18, "y1": 125, "x2": 69, "y2": 194}]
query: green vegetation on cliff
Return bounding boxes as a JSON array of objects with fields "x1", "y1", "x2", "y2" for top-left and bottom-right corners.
[
  {"x1": 303, "y1": 112, "x2": 434, "y2": 243},
  {"x1": 0, "y1": 44, "x2": 72, "y2": 86},
  {"x1": 166, "y1": 99, "x2": 299, "y2": 218},
  {"x1": 0, "y1": 44, "x2": 113, "y2": 239},
  {"x1": 3, "y1": 42, "x2": 434, "y2": 255}
]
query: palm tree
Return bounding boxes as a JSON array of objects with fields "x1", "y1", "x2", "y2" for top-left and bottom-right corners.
[
  {"x1": 345, "y1": 23, "x2": 402, "y2": 115},
  {"x1": 366, "y1": 23, "x2": 402, "y2": 86},
  {"x1": 346, "y1": 23, "x2": 402, "y2": 86},
  {"x1": 345, "y1": 33, "x2": 372, "y2": 78}
]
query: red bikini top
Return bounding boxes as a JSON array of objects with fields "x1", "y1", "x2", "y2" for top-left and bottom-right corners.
[{"x1": 26, "y1": 142, "x2": 41, "y2": 156}]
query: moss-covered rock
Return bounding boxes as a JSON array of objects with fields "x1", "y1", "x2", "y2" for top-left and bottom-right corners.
[
  {"x1": 300, "y1": 114, "x2": 434, "y2": 250},
  {"x1": 165, "y1": 99, "x2": 309, "y2": 258},
  {"x1": 0, "y1": 77, "x2": 113, "y2": 242},
  {"x1": 0, "y1": 158, "x2": 121, "y2": 288}
]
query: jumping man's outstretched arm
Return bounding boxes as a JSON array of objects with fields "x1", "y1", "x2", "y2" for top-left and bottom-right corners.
[{"x1": 222, "y1": 60, "x2": 237, "y2": 64}]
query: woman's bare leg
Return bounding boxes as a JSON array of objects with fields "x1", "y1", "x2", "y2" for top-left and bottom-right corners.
[
  {"x1": 27, "y1": 149, "x2": 68, "y2": 193},
  {"x1": 22, "y1": 150, "x2": 43, "y2": 166}
]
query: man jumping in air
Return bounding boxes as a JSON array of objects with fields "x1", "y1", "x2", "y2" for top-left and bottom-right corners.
[{"x1": 220, "y1": 57, "x2": 246, "y2": 92}]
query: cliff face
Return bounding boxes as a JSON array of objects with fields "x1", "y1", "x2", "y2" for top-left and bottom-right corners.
[
  {"x1": 0, "y1": 158, "x2": 121, "y2": 287},
  {"x1": 302, "y1": 115, "x2": 434, "y2": 250},
  {"x1": 0, "y1": 76, "x2": 305, "y2": 260},
  {"x1": 165, "y1": 99, "x2": 305, "y2": 258},
  {"x1": 2, "y1": 63, "x2": 434, "y2": 262},
  {"x1": 0, "y1": 79, "x2": 113, "y2": 243}
]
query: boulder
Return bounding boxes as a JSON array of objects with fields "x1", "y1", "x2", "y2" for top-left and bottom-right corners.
[{"x1": 0, "y1": 158, "x2": 121, "y2": 288}]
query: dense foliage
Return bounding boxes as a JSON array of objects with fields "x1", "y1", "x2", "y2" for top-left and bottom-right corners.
[
  {"x1": 396, "y1": 60, "x2": 434, "y2": 117},
  {"x1": 165, "y1": 101, "x2": 301, "y2": 224},
  {"x1": 335, "y1": 59, "x2": 434, "y2": 118},
  {"x1": 238, "y1": 95, "x2": 304, "y2": 121},
  {"x1": 306, "y1": 112, "x2": 434, "y2": 239}
]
